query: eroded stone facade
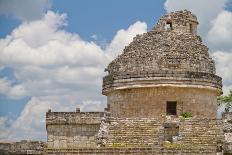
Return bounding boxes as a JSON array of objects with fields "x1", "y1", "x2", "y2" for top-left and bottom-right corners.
[
  {"x1": 46, "y1": 111, "x2": 104, "y2": 149},
  {"x1": 0, "y1": 140, "x2": 45, "y2": 154},
  {"x1": 107, "y1": 87, "x2": 218, "y2": 118},
  {"x1": 103, "y1": 10, "x2": 222, "y2": 119},
  {"x1": 223, "y1": 112, "x2": 232, "y2": 154}
]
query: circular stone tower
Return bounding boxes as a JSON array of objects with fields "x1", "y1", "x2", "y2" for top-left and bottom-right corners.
[{"x1": 102, "y1": 10, "x2": 222, "y2": 119}]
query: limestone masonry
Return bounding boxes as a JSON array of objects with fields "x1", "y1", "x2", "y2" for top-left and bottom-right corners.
[{"x1": 0, "y1": 10, "x2": 231, "y2": 155}]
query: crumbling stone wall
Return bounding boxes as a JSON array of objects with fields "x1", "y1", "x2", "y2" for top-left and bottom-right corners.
[
  {"x1": 108, "y1": 87, "x2": 218, "y2": 118},
  {"x1": 178, "y1": 119, "x2": 223, "y2": 151},
  {"x1": 0, "y1": 140, "x2": 45, "y2": 154},
  {"x1": 46, "y1": 118, "x2": 223, "y2": 155},
  {"x1": 223, "y1": 112, "x2": 232, "y2": 154},
  {"x1": 106, "y1": 118, "x2": 162, "y2": 147},
  {"x1": 46, "y1": 147, "x2": 218, "y2": 155},
  {"x1": 105, "y1": 10, "x2": 217, "y2": 76},
  {"x1": 46, "y1": 110, "x2": 104, "y2": 149},
  {"x1": 154, "y1": 10, "x2": 198, "y2": 34}
]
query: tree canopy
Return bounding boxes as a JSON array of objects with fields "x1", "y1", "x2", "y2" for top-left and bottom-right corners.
[{"x1": 218, "y1": 90, "x2": 232, "y2": 112}]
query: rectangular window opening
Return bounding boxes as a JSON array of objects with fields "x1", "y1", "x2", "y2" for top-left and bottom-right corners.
[
  {"x1": 165, "y1": 21, "x2": 173, "y2": 31},
  {"x1": 190, "y1": 23, "x2": 193, "y2": 33},
  {"x1": 166, "y1": 101, "x2": 177, "y2": 115}
]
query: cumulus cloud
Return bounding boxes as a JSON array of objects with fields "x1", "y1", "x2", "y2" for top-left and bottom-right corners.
[
  {"x1": 0, "y1": 0, "x2": 51, "y2": 21},
  {"x1": 0, "y1": 78, "x2": 27, "y2": 99},
  {"x1": 213, "y1": 51, "x2": 232, "y2": 94},
  {"x1": 207, "y1": 11, "x2": 232, "y2": 51},
  {"x1": 208, "y1": 11, "x2": 232, "y2": 95},
  {"x1": 106, "y1": 21, "x2": 147, "y2": 59},
  {"x1": 0, "y1": 117, "x2": 10, "y2": 139},
  {"x1": 0, "y1": 97, "x2": 71, "y2": 141},
  {"x1": 0, "y1": 11, "x2": 147, "y2": 141}
]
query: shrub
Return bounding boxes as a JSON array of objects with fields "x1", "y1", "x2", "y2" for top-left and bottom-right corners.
[{"x1": 181, "y1": 112, "x2": 192, "y2": 118}]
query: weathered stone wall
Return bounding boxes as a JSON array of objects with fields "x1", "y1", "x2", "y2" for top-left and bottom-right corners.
[
  {"x1": 107, "y1": 87, "x2": 217, "y2": 119},
  {"x1": 46, "y1": 111, "x2": 104, "y2": 149},
  {"x1": 46, "y1": 118, "x2": 223, "y2": 155},
  {"x1": 46, "y1": 147, "x2": 218, "y2": 155},
  {"x1": 223, "y1": 112, "x2": 232, "y2": 154},
  {"x1": 105, "y1": 10, "x2": 216, "y2": 76},
  {"x1": 0, "y1": 140, "x2": 45, "y2": 154},
  {"x1": 106, "y1": 118, "x2": 222, "y2": 149},
  {"x1": 106, "y1": 118, "x2": 162, "y2": 147},
  {"x1": 102, "y1": 10, "x2": 222, "y2": 95},
  {"x1": 154, "y1": 10, "x2": 198, "y2": 34},
  {"x1": 178, "y1": 119, "x2": 223, "y2": 151}
]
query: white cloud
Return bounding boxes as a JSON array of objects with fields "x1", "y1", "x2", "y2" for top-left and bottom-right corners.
[
  {"x1": 213, "y1": 51, "x2": 232, "y2": 94},
  {"x1": 0, "y1": 11, "x2": 147, "y2": 141},
  {"x1": 207, "y1": 11, "x2": 232, "y2": 51},
  {"x1": 0, "y1": 97, "x2": 107, "y2": 141},
  {"x1": 208, "y1": 11, "x2": 232, "y2": 96},
  {"x1": 0, "y1": 78, "x2": 27, "y2": 99},
  {"x1": 106, "y1": 21, "x2": 147, "y2": 59},
  {"x1": 0, "y1": 97, "x2": 67, "y2": 141},
  {"x1": 0, "y1": 0, "x2": 51, "y2": 21},
  {"x1": 0, "y1": 117, "x2": 10, "y2": 140}
]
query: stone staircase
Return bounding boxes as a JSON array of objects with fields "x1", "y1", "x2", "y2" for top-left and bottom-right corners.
[
  {"x1": 179, "y1": 119, "x2": 223, "y2": 151},
  {"x1": 106, "y1": 118, "x2": 161, "y2": 147}
]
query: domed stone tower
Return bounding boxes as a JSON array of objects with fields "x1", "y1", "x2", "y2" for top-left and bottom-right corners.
[{"x1": 103, "y1": 10, "x2": 222, "y2": 119}]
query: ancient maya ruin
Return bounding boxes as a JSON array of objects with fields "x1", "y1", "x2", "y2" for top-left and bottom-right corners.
[{"x1": 0, "y1": 10, "x2": 232, "y2": 155}]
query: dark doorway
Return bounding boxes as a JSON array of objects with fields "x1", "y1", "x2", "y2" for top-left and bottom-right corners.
[{"x1": 166, "y1": 101, "x2": 177, "y2": 115}]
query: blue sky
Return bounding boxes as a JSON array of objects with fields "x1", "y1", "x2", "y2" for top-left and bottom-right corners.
[
  {"x1": 0, "y1": 0, "x2": 165, "y2": 123},
  {"x1": 0, "y1": 0, "x2": 232, "y2": 141}
]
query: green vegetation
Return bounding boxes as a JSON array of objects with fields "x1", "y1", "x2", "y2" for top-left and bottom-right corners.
[
  {"x1": 218, "y1": 89, "x2": 232, "y2": 112},
  {"x1": 163, "y1": 141, "x2": 182, "y2": 149},
  {"x1": 110, "y1": 142, "x2": 147, "y2": 148},
  {"x1": 110, "y1": 142, "x2": 126, "y2": 147},
  {"x1": 181, "y1": 112, "x2": 192, "y2": 118}
]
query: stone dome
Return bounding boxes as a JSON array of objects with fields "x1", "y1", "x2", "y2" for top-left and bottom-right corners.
[{"x1": 103, "y1": 10, "x2": 222, "y2": 95}]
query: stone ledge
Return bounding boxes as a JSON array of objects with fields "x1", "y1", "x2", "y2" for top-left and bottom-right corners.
[
  {"x1": 102, "y1": 71, "x2": 222, "y2": 95},
  {"x1": 46, "y1": 112, "x2": 104, "y2": 125},
  {"x1": 46, "y1": 147, "x2": 217, "y2": 154}
]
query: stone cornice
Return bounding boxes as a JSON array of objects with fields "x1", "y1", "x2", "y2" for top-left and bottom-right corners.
[{"x1": 102, "y1": 71, "x2": 222, "y2": 95}]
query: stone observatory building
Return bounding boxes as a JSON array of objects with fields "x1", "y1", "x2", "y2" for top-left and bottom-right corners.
[
  {"x1": 103, "y1": 10, "x2": 221, "y2": 119},
  {"x1": 43, "y1": 10, "x2": 226, "y2": 155}
]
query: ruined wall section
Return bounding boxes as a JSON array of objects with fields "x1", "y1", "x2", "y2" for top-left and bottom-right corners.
[
  {"x1": 46, "y1": 110, "x2": 104, "y2": 149},
  {"x1": 46, "y1": 118, "x2": 223, "y2": 155},
  {"x1": 103, "y1": 10, "x2": 222, "y2": 95},
  {"x1": 223, "y1": 112, "x2": 232, "y2": 154},
  {"x1": 179, "y1": 119, "x2": 223, "y2": 151},
  {"x1": 106, "y1": 118, "x2": 162, "y2": 147},
  {"x1": 106, "y1": 118, "x2": 222, "y2": 153},
  {"x1": 106, "y1": 30, "x2": 215, "y2": 75},
  {"x1": 0, "y1": 140, "x2": 45, "y2": 154},
  {"x1": 154, "y1": 10, "x2": 198, "y2": 34}
]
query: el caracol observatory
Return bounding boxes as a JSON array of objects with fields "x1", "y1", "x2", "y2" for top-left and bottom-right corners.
[
  {"x1": 45, "y1": 10, "x2": 224, "y2": 155},
  {"x1": 2, "y1": 10, "x2": 231, "y2": 155},
  {"x1": 103, "y1": 10, "x2": 222, "y2": 119}
]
